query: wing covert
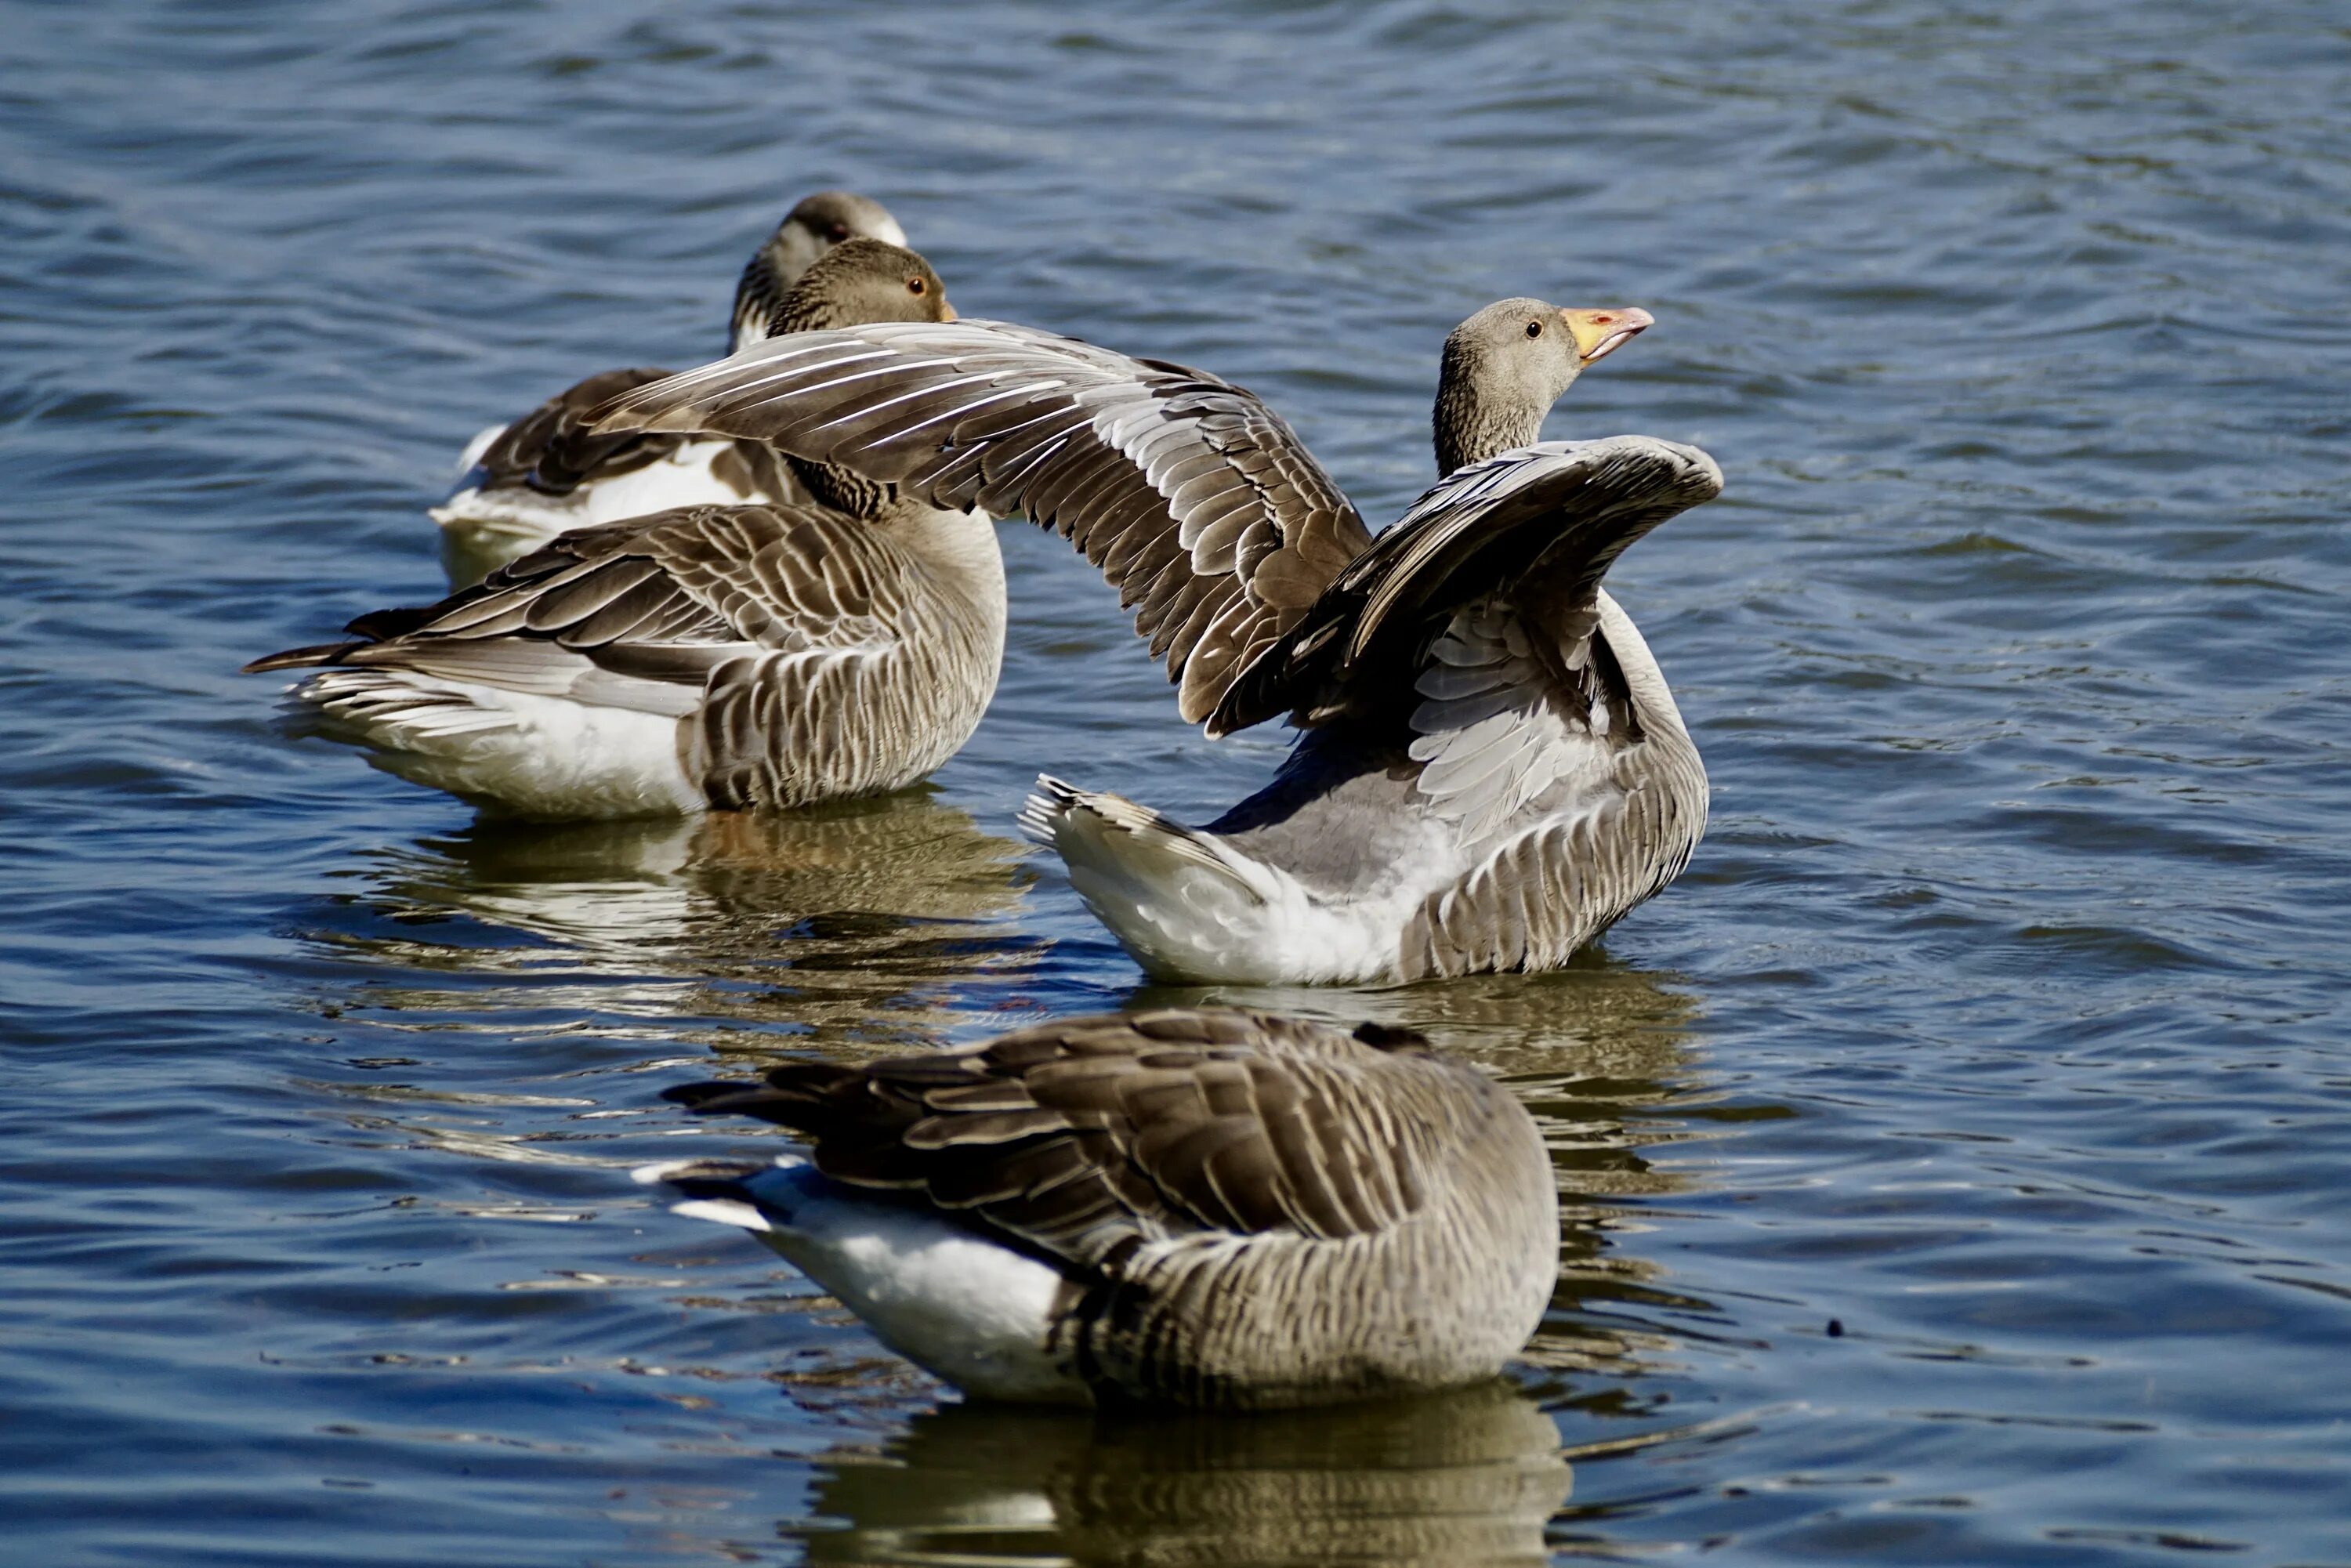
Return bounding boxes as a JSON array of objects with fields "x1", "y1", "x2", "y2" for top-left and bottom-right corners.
[
  {"x1": 661, "y1": 1010, "x2": 1462, "y2": 1275},
  {"x1": 1210, "y1": 435, "x2": 1722, "y2": 737}
]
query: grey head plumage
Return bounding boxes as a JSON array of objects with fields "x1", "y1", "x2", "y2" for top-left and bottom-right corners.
[
  {"x1": 1431, "y1": 299, "x2": 1654, "y2": 474},
  {"x1": 767, "y1": 237, "x2": 953, "y2": 336},
  {"x1": 730, "y1": 190, "x2": 908, "y2": 351},
  {"x1": 762, "y1": 238, "x2": 957, "y2": 519}
]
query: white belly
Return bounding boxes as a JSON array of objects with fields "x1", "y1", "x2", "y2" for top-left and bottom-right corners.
[
  {"x1": 294, "y1": 668, "x2": 704, "y2": 819},
  {"x1": 660, "y1": 1158, "x2": 1089, "y2": 1405}
]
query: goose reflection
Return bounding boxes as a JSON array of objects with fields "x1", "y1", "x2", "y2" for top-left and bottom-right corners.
[
  {"x1": 795, "y1": 1382, "x2": 1570, "y2": 1567},
  {"x1": 314, "y1": 795, "x2": 1039, "y2": 1048}
]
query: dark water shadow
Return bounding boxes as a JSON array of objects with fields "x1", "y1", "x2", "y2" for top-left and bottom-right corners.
[
  {"x1": 298, "y1": 792, "x2": 1045, "y2": 1050},
  {"x1": 792, "y1": 1381, "x2": 1572, "y2": 1567}
]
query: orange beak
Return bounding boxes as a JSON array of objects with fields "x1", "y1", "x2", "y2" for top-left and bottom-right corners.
[
  {"x1": 940, "y1": 298, "x2": 958, "y2": 321},
  {"x1": 1559, "y1": 306, "x2": 1654, "y2": 364}
]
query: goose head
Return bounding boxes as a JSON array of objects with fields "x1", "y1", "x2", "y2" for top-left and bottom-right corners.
[
  {"x1": 1432, "y1": 298, "x2": 1654, "y2": 476},
  {"x1": 766, "y1": 238, "x2": 955, "y2": 336},
  {"x1": 731, "y1": 190, "x2": 909, "y2": 349}
]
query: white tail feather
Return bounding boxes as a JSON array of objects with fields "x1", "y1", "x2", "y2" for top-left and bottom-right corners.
[{"x1": 1019, "y1": 775, "x2": 1343, "y2": 982}]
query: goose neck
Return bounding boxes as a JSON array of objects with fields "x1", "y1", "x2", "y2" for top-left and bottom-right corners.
[{"x1": 1432, "y1": 341, "x2": 1547, "y2": 475}]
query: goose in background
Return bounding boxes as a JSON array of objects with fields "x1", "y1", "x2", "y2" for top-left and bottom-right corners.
[
  {"x1": 432, "y1": 190, "x2": 906, "y2": 581},
  {"x1": 636, "y1": 1008, "x2": 1559, "y2": 1409},
  {"x1": 248, "y1": 240, "x2": 1005, "y2": 820},
  {"x1": 587, "y1": 295, "x2": 1721, "y2": 983}
]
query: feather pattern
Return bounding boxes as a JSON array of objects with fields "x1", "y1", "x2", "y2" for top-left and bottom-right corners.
[
  {"x1": 650, "y1": 1009, "x2": 1559, "y2": 1409},
  {"x1": 250, "y1": 501, "x2": 1005, "y2": 814},
  {"x1": 1029, "y1": 441, "x2": 1722, "y2": 985},
  {"x1": 589, "y1": 320, "x2": 1375, "y2": 726}
]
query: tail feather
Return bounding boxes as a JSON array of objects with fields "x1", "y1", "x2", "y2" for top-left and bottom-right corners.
[
  {"x1": 295, "y1": 668, "x2": 519, "y2": 740},
  {"x1": 1018, "y1": 774, "x2": 1296, "y2": 980},
  {"x1": 243, "y1": 640, "x2": 367, "y2": 675},
  {"x1": 632, "y1": 1154, "x2": 813, "y2": 1235}
]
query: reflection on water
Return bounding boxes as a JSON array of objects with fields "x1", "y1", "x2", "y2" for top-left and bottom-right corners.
[
  {"x1": 307, "y1": 794, "x2": 1043, "y2": 1049},
  {"x1": 798, "y1": 1382, "x2": 1570, "y2": 1567}
]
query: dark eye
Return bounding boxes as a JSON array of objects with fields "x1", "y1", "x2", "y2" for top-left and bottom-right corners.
[
  {"x1": 1525, "y1": 320, "x2": 1543, "y2": 339},
  {"x1": 907, "y1": 276, "x2": 927, "y2": 295},
  {"x1": 826, "y1": 222, "x2": 850, "y2": 241}
]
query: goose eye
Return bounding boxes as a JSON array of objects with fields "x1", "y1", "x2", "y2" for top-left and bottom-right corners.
[
  {"x1": 1525, "y1": 320, "x2": 1543, "y2": 339},
  {"x1": 826, "y1": 222, "x2": 849, "y2": 241},
  {"x1": 907, "y1": 277, "x2": 927, "y2": 295}
]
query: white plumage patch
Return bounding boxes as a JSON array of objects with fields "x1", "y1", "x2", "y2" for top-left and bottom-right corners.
[
  {"x1": 1019, "y1": 776, "x2": 1421, "y2": 985},
  {"x1": 292, "y1": 669, "x2": 702, "y2": 818},
  {"x1": 431, "y1": 438, "x2": 755, "y2": 555},
  {"x1": 635, "y1": 1153, "x2": 1087, "y2": 1404}
]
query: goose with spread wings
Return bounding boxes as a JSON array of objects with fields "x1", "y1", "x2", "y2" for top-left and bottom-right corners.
[
  {"x1": 588, "y1": 293, "x2": 1722, "y2": 984},
  {"x1": 636, "y1": 1008, "x2": 1559, "y2": 1408},
  {"x1": 430, "y1": 190, "x2": 907, "y2": 583}
]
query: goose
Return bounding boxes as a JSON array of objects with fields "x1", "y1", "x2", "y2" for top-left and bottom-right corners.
[
  {"x1": 585, "y1": 295, "x2": 1722, "y2": 983},
  {"x1": 430, "y1": 190, "x2": 907, "y2": 578},
  {"x1": 636, "y1": 1007, "x2": 1559, "y2": 1409},
  {"x1": 247, "y1": 240, "x2": 1005, "y2": 820}
]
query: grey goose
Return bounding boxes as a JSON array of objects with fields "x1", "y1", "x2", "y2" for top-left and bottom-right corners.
[
  {"x1": 432, "y1": 190, "x2": 907, "y2": 581},
  {"x1": 586, "y1": 295, "x2": 1722, "y2": 983},
  {"x1": 248, "y1": 241, "x2": 1004, "y2": 820},
  {"x1": 636, "y1": 1008, "x2": 1559, "y2": 1409}
]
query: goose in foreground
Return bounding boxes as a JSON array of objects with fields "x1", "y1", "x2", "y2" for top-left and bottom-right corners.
[
  {"x1": 588, "y1": 295, "x2": 1722, "y2": 983},
  {"x1": 431, "y1": 190, "x2": 906, "y2": 581},
  {"x1": 636, "y1": 1008, "x2": 1559, "y2": 1409},
  {"x1": 247, "y1": 241, "x2": 1003, "y2": 820}
]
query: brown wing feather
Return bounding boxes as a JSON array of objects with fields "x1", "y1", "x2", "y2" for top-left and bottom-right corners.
[
  {"x1": 661, "y1": 1009, "x2": 1456, "y2": 1273},
  {"x1": 588, "y1": 321, "x2": 1375, "y2": 730},
  {"x1": 244, "y1": 503, "x2": 900, "y2": 694},
  {"x1": 471, "y1": 367, "x2": 688, "y2": 493},
  {"x1": 1209, "y1": 436, "x2": 1724, "y2": 736}
]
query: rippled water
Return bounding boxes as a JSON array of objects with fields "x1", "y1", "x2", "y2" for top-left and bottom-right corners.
[{"x1": 5, "y1": 1, "x2": 2349, "y2": 1562}]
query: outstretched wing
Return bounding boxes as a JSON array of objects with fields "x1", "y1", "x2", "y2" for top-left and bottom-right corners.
[
  {"x1": 1210, "y1": 436, "x2": 1721, "y2": 859},
  {"x1": 1212, "y1": 436, "x2": 1722, "y2": 737},
  {"x1": 664, "y1": 1009, "x2": 1465, "y2": 1273},
  {"x1": 589, "y1": 320, "x2": 1373, "y2": 729}
]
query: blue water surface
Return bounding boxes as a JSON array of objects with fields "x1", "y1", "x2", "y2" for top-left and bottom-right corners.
[{"x1": 2, "y1": 2, "x2": 2348, "y2": 1563}]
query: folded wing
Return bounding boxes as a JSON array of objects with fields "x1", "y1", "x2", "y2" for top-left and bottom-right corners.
[{"x1": 663, "y1": 1009, "x2": 1467, "y2": 1273}]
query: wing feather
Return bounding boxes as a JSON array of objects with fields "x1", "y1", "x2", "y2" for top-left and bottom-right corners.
[
  {"x1": 658, "y1": 1010, "x2": 1476, "y2": 1276},
  {"x1": 589, "y1": 320, "x2": 1375, "y2": 727},
  {"x1": 1210, "y1": 435, "x2": 1723, "y2": 738}
]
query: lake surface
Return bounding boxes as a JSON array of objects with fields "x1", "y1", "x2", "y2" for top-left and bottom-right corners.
[{"x1": 4, "y1": 1, "x2": 2349, "y2": 1562}]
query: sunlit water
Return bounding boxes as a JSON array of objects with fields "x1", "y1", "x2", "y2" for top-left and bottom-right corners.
[{"x1": 4, "y1": 2, "x2": 2349, "y2": 1563}]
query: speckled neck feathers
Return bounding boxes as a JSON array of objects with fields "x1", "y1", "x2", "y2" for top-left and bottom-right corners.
[{"x1": 1433, "y1": 332, "x2": 1552, "y2": 476}]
